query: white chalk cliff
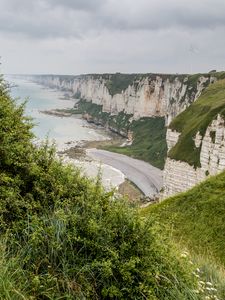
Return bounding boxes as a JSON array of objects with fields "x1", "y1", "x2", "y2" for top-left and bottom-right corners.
[
  {"x1": 28, "y1": 74, "x2": 214, "y2": 125},
  {"x1": 163, "y1": 114, "x2": 225, "y2": 197}
]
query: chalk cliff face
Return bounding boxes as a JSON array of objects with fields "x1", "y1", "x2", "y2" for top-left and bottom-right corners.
[
  {"x1": 163, "y1": 114, "x2": 225, "y2": 197},
  {"x1": 28, "y1": 74, "x2": 214, "y2": 125}
]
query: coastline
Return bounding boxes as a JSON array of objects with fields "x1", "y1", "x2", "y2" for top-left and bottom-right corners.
[
  {"x1": 20, "y1": 81, "x2": 162, "y2": 203},
  {"x1": 59, "y1": 137, "x2": 145, "y2": 203}
]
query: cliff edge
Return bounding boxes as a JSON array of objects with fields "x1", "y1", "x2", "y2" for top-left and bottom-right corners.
[{"x1": 163, "y1": 77, "x2": 225, "y2": 197}]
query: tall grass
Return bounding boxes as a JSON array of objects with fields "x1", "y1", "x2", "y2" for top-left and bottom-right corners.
[{"x1": 0, "y1": 239, "x2": 29, "y2": 300}]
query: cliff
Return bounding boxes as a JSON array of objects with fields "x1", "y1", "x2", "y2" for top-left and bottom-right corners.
[
  {"x1": 163, "y1": 78, "x2": 225, "y2": 197},
  {"x1": 22, "y1": 72, "x2": 224, "y2": 171},
  {"x1": 27, "y1": 73, "x2": 216, "y2": 125}
]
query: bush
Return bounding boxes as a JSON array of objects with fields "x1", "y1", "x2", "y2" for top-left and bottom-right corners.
[{"x1": 8, "y1": 201, "x2": 199, "y2": 299}]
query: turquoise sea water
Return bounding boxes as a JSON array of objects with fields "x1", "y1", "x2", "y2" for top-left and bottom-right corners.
[{"x1": 6, "y1": 77, "x2": 108, "y2": 149}]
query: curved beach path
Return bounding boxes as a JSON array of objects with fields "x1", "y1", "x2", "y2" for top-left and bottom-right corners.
[{"x1": 86, "y1": 149, "x2": 163, "y2": 197}]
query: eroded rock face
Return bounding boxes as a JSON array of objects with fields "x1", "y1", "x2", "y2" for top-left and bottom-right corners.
[
  {"x1": 27, "y1": 74, "x2": 213, "y2": 125},
  {"x1": 163, "y1": 114, "x2": 225, "y2": 198},
  {"x1": 166, "y1": 129, "x2": 181, "y2": 152}
]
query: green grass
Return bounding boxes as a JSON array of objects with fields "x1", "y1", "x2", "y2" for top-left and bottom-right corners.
[
  {"x1": 105, "y1": 73, "x2": 140, "y2": 96},
  {"x1": 0, "y1": 240, "x2": 29, "y2": 300},
  {"x1": 77, "y1": 99, "x2": 110, "y2": 124},
  {"x1": 169, "y1": 79, "x2": 225, "y2": 167},
  {"x1": 104, "y1": 117, "x2": 167, "y2": 169},
  {"x1": 141, "y1": 170, "x2": 225, "y2": 298},
  {"x1": 142, "y1": 170, "x2": 225, "y2": 267}
]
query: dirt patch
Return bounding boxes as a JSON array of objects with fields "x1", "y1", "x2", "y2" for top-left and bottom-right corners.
[
  {"x1": 84, "y1": 136, "x2": 124, "y2": 149},
  {"x1": 60, "y1": 136, "x2": 125, "y2": 160},
  {"x1": 118, "y1": 179, "x2": 143, "y2": 203}
]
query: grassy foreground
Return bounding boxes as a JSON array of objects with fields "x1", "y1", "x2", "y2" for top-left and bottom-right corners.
[
  {"x1": 142, "y1": 170, "x2": 225, "y2": 265},
  {"x1": 142, "y1": 170, "x2": 225, "y2": 298}
]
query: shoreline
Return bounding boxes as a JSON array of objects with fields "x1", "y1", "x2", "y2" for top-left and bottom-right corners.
[
  {"x1": 59, "y1": 137, "x2": 147, "y2": 203},
  {"x1": 33, "y1": 88, "x2": 161, "y2": 203},
  {"x1": 86, "y1": 148, "x2": 163, "y2": 198},
  {"x1": 59, "y1": 137, "x2": 162, "y2": 202},
  {"x1": 40, "y1": 109, "x2": 73, "y2": 117}
]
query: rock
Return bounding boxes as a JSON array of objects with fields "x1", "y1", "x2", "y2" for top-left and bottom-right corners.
[
  {"x1": 163, "y1": 114, "x2": 225, "y2": 198},
  {"x1": 166, "y1": 129, "x2": 181, "y2": 152},
  {"x1": 26, "y1": 74, "x2": 214, "y2": 125}
]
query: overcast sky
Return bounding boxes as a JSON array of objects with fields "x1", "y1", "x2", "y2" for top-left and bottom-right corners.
[{"x1": 0, "y1": 0, "x2": 224, "y2": 75}]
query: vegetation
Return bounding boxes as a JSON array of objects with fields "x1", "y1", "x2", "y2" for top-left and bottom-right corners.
[
  {"x1": 79, "y1": 72, "x2": 225, "y2": 98},
  {"x1": 105, "y1": 73, "x2": 141, "y2": 96},
  {"x1": 169, "y1": 79, "x2": 225, "y2": 167},
  {"x1": 142, "y1": 169, "x2": 225, "y2": 299},
  {"x1": 76, "y1": 100, "x2": 167, "y2": 169},
  {"x1": 0, "y1": 76, "x2": 204, "y2": 299},
  {"x1": 142, "y1": 170, "x2": 225, "y2": 267},
  {"x1": 104, "y1": 117, "x2": 167, "y2": 169},
  {"x1": 74, "y1": 73, "x2": 225, "y2": 169},
  {"x1": 78, "y1": 99, "x2": 111, "y2": 125}
]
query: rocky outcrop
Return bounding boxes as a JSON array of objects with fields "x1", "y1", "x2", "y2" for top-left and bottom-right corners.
[
  {"x1": 166, "y1": 129, "x2": 180, "y2": 152},
  {"x1": 163, "y1": 114, "x2": 225, "y2": 197},
  {"x1": 26, "y1": 74, "x2": 215, "y2": 125}
]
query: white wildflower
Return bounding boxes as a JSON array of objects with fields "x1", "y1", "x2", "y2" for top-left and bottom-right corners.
[
  {"x1": 206, "y1": 282, "x2": 213, "y2": 286},
  {"x1": 181, "y1": 253, "x2": 187, "y2": 258}
]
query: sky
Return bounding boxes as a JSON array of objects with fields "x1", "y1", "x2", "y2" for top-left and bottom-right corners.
[{"x1": 0, "y1": 0, "x2": 225, "y2": 75}]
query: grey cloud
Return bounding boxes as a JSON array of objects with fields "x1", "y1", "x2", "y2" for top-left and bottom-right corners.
[
  {"x1": 1, "y1": 0, "x2": 225, "y2": 39},
  {"x1": 0, "y1": 0, "x2": 93, "y2": 38},
  {"x1": 99, "y1": 0, "x2": 225, "y2": 31},
  {"x1": 47, "y1": 0, "x2": 104, "y2": 11},
  {"x1": 0, "y1": 0, "x2": 225, "y2": 75}
]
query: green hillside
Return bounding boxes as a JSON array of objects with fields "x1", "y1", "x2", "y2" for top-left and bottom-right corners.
[
  {"x1": 142, "y1": 170, "x2": 225, "y2": 267},
  {"x1": 169, "y1": 77, "x2": 225, "y2": 168},
  {"x1": 104, "y1": 117, "x2": 167, "y2": 169}
]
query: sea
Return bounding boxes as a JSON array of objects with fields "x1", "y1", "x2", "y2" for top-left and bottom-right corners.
[
  {"x1": 5, "y1": 76, "x2": 125, "y2": 189},
  {"x1": 6, "y1": 76, "x2": 108, "y2": 149}
]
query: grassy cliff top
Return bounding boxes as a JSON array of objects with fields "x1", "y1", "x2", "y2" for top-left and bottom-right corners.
[
  {"x1": 142, "y1": 169, "x2": 225, "y2": 267},
  {"x1": 30, "y1": 71, "x2": 224, "y2": 96},
  {"x1": 169, "y1": 78, "x2": 225, "y2": 167}
]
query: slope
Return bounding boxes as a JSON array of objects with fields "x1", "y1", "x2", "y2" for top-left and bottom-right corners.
[
  {"x1": 142, "y1": 170, "x2": 225, "y2": 267},
  {"x1": 169, "y1": 77, "x2": 225, "y2": 168}
]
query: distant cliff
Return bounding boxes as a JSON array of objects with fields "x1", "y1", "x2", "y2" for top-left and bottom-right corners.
[
  {"x1": 163, "y1": 77, "x2": 225, "y2": 197},
  {"x1": 27, "y1": 73, "x2": 216, "y2": 125}
]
